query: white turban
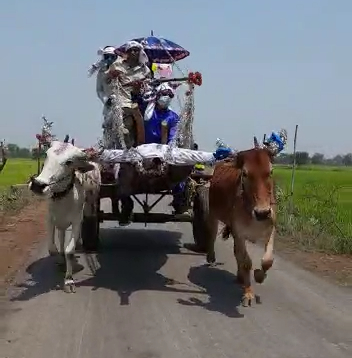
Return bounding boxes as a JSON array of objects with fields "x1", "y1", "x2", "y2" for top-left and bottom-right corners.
[
  {"x1": 156, "y1": 83, "x2": 174, "y2": 94},
  {"x1": 97, "y1": 46, "x2": 116, "y2": 56},
  {"x1": 88, "y1": 46, "x2": 117, "y2": 77},
  {"x1": 125, "y1": 41, "x2": 149, "y2": 65}
]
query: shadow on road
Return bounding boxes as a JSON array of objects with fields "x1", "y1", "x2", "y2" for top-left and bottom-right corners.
[
  {"x1": 9, "y1": 255, "x2": 83, "y2": 302},
  {"x1": 177, "y1": 265, "x2": 244, "y2": 318},
  {"x1": 10, "y1": 228, "x2": 204, "y2": 304}
]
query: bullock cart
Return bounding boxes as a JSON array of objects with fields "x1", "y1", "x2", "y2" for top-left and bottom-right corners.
[
  {"x1": 83, "y1": 34, "x2": 216, "y2": 251},
  {"x1": 81, "y1": 154, "x2": 214, "y2": 252}
]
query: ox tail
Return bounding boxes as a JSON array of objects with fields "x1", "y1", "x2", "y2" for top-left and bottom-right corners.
[{"x1": 221, "y1": 225, "x2": 231, "y2": 240}]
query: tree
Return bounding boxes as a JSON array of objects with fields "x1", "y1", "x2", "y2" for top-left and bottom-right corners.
[
  {"x1": 295, "y1": 151, "x2": 310, "y2": 166},
  {"x1": 342, "y1": 153, "x2": 352, "y2": 166},
  {"x1": 5, "y1": 143, "x2": 31, "y2": 158},
  {"x1": 31, "y1": 147, "x2": 46, "y2": 159},
  {"x1": 6, "y1": 143, "x2": 20, "y2": 157},
  {"x1": 274, "y1": 153, "x2": 294, "y2": 165},
  {"x1": 17, "y1": 147, "x2": 31, "y2": 158},
  {"x1": 332, "y1": 155, "x2": 344, "y2": 166},
  {"x1": 311, "y1": 153, "x2": 324, "y2": 165}
]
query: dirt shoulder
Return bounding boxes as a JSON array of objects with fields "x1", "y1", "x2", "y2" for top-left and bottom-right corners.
[
  {"x1": 0, "y1": 199, "x2": 47, "y2": 287},
  {"x1": 275, "y1": 238, "x2": 352, "y2": 287}
]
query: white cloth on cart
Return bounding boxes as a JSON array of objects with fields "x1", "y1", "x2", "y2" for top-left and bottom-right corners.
[{"x1": 99, "y1": 143, "x2": 215, "y2": 166}]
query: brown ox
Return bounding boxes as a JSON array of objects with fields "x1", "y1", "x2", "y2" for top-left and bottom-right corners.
[{"x1": 207, "y1": 137, "x2": 276, "y2": 306}]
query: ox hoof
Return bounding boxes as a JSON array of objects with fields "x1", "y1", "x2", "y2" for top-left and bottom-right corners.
[
  {"x1": 241, "y1": 291, "x2": 255, "y2": 307},
  {"x1": 207, "y1": 261, "x2": 217, "y2": 267},
  {"x1": 254, "y1": 269, "x2": 267, "y2": 284},
  {"x1": 48, "y1": 249, "x2": 58, "y2": 257},
  {"x1": 64, "y1": 280, "x2": 76, "y2": 293},
  {"x1": 206, "y1": 252, "x2": 216, "y2": 265}
]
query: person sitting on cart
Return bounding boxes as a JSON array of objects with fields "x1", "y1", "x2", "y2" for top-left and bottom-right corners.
[
  {"x1": 142, "y1": 83, "x2": 193, "y2": 215},
  {"x1": 96, "y1": 41, "x2": 151, "y2": 148},
  {"x1": 143, "y1": 83, "x2": 179, "y2": 144}
]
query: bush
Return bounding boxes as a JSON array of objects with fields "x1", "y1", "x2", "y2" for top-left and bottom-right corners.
[{"x1": 0, "y1": 185, "x2": 39, "y2": 220}]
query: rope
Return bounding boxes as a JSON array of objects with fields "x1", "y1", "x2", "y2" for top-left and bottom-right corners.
[
  {"x1": 106, "y1": 77, "x2": 127, "y2": 150},
  {"x1": 107, "y1": 76, "x2": 152, "y2": 168}
]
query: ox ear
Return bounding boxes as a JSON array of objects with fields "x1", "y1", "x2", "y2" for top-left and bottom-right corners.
[
  {"x1": 253, "y1": 136, "x2": 260, "y2": 148},
  {"x1": 64, "y1": 135, "x2": 69, "y2": 143},
  {"x1": 75, "y1": 161, "x2": 95, "y2": 173},
  {"x1": 233, "y1": 152, "x2": 244, "y2": 169},
  {"x1": 71, "y1": 138, "x2": 75, "y2": 145}
]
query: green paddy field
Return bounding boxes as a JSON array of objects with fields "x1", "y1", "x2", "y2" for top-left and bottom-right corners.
[
  {"x1": 1, "y1": 159, "x2": 351, "y2": 214},
  {"x1": 275, "y1": 165, "x2": 352, "y2": 220},
  {"x1": 274, "y1": 165, "x2": 352, "y2": 252},
  {"x1": 0, "y1": 159, "x2": 38, "y2": 188}
]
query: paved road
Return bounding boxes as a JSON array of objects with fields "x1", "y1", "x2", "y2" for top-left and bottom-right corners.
[{"x1": 2, "y1": 197, "x2": 352, "y2": 358}]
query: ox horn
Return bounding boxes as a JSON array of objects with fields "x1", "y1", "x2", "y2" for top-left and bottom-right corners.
[
  {"x1": 64, "y1": 134, "x2": 69, "y2": 143},
  {"x1": 253, "y1": 136, "x2": 260, "y2": 148},
  {"x1": 71, "y1": 138, "x2": 75, "y2": 145}
]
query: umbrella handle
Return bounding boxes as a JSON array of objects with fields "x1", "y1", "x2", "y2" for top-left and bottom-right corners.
[
  {"x1": 115, "y1": 72, "x2": 203, "y2": 89},
  {"x1": 153, "y1": 77, "x2": 188, "y2": 84},
  {"x1": 151, "y1": 72, "x2": 202, "y2": 86}
]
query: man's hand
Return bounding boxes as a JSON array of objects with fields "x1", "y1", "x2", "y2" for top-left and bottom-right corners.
[
  {"x1": 130, "y1": 80, "x2": 144, "y2": 95},
  {"x1": 107, "y1": 69, "x2": 121, "y2": 80}
]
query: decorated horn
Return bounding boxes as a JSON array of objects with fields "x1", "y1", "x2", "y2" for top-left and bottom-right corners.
[
  {"x1": 253, "y1": 136, "x2": 259, "y2": 148},
  {"x1": 264, "y1": 129, "x2": 288, "y2": 156}
]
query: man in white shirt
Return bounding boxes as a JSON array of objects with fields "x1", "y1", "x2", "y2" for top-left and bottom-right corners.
[
  {"x1": 95, "y1": 42, "x2": 152, "y2": 226},
  {"x1": 96, "y1": 41, "x2": 151, "y2": 149}
]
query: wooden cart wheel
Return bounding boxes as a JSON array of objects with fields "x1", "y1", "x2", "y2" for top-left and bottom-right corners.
[{"x1": 192, "y1": 184, "x2": 210, "y2": 252}]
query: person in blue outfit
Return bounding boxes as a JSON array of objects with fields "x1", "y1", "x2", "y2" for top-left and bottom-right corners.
[
  {"x1": 143, "y1": 83, "x2": 179, "y2": 144},
  {"x1": 142, "y1": 83, "x2": 187, "y2": 213}
]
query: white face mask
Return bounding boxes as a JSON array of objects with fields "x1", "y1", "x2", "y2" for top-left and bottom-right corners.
[{"x1": 157, "y1": 96, "x2": 172, "y2": 109}]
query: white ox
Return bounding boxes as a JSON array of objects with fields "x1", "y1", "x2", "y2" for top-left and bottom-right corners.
[{"x1": 29, "y1": 138, "x2": 101, "y2": 293}]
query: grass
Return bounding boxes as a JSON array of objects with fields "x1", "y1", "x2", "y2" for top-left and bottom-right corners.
[
  {"x1": 274, "y1": 165, "x2": 352, "y2": 254},
  {"x1": 0, "y1": 159, "x2": 39, "y2": 216},
  {"x1": 0, "y1": 158, "x2": 38, "y2": 188}
]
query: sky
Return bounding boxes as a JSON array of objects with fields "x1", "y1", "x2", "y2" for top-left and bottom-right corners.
[{"x1": 0, "y1": 0, "x2": 351, "y2": 156}]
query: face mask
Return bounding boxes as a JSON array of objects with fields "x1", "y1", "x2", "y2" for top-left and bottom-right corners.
[
  {"x1": 103, "y1": 54, "x2": 116, "y2": 66},
  {"x1": 157, "y1": 96, "x2": 171, "y2": 108}
]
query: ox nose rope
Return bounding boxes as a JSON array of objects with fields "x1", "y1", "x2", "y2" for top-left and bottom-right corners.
[
  {"x1": 47, "y1": 173, "x2": 76, "y2": 200},
  {"x1": 238, "y1": 172, "x2": 253, "y2": 214}
]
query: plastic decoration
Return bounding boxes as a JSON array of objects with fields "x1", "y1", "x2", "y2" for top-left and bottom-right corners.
[{"x1": 188, "y1": 72, "x2": 202, "y2": 86}]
